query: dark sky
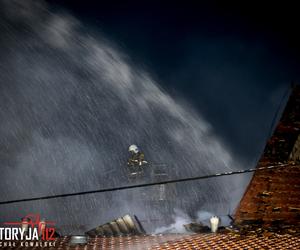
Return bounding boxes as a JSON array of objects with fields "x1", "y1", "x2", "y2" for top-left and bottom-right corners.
[
  {"x1": 47, "y1": 1, "x2": 300, "y2": 68},
  {"x1": 46, "y1": 0, "x2": 300, "y2": 163}
]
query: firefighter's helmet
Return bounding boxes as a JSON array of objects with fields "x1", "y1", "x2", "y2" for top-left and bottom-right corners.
[{"x1": 128, "y1": 144, "x2": 139, "y2": 153}]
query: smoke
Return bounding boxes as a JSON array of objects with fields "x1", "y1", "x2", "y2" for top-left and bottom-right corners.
[
  {"x1": 196, "y1": 211, "x2": 214, "y2": 225},
  {"x1": 154, "y1": 209, "x2": 191, "y2": 234},
  {"x1": 196, "y1": 211, "x2": 231, "y2": 227},
  {"x1": 0, "y1": 0, "x2": 251, "y2": 234},
  {"x1": 154, "y1": 209, "x2": 234, "y2": 234}
]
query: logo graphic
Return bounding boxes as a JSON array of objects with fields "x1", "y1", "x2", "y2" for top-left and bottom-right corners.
[{"x1": 0, "y1": 214, "x2": 57, "y2": 248}]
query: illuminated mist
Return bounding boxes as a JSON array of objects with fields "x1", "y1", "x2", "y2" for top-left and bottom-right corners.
[{"x1": 0, "y1": 0, "x2": 253, "y2": 234}]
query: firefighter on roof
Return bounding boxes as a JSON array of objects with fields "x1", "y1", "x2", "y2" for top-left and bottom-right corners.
[{"x1": 127, "y1": 145, "x2": 148, "y2": 176}]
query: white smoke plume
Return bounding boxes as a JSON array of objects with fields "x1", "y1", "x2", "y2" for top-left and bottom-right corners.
[{"x1": 154, "y1": 209, "x2": 191, "y2": 234}]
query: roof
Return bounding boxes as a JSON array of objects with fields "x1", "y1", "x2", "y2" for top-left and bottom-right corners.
[
  {"x1": 10, "y1": 233, "x2": 300, "y2": 249},
  {"x1": 234, "y1": 84, "x2": 300, "y2": 225},
  {"x1": 8, "y1": 85, "x2": 300, "y2": 249}
]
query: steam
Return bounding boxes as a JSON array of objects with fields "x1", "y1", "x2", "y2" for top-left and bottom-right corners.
[
  {"x1": 196, "y1": 211, "x2": 231, "y2": 227},
  {"x1": 196, "y1": 211, "x2": 214, "y2": 225},
  {"x1": 154, "y1": 210, "x2": 233, "y2": 234},
  {"x1": 154, "y1": 210, "x2": 191, "y2": 234},
  {"x1": 0, "y1": 0, "x2": 251, "y2": 234}
]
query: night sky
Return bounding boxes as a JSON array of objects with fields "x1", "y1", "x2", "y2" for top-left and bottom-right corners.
[{"x1": 48, "y1": 0, "x2": 300, "y2": 162}]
